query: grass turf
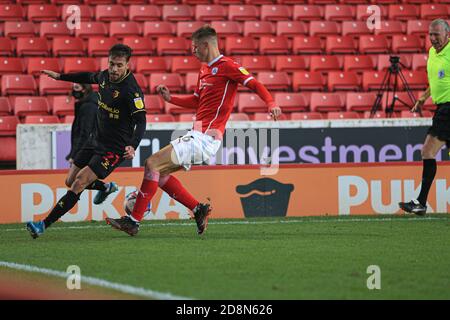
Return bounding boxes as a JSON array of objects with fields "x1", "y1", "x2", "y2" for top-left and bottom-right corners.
[{"x1": 0, "y1": 214, "x2": 449, "y2": 299}]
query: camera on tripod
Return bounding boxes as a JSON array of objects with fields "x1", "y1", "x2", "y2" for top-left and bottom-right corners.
[{"x1": 370, "y1": 55, "x2": 418, "y2": 118}]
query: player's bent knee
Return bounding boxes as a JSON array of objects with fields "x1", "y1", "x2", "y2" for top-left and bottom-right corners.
[{"x1": 65, "y1": 178, "x2": 73, "y2": 188}]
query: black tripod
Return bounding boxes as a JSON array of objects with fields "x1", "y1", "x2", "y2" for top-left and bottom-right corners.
[{"x1": 370, "y1": 56, "x2": 419, "y2": 118}]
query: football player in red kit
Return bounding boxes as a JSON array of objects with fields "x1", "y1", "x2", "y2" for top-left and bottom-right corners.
[{"x1": 106, "y1": 25, "x2": 281, "y2": 236}]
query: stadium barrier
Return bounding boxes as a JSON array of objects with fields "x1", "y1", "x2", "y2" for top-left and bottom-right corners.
[{"x1": 1, "y1": 162, "x2": 449, "y2": 224}]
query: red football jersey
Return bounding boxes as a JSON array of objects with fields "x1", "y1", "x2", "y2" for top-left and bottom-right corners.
[{"x1": 194, "y1": 55, "x2": 254, "y2": 136}]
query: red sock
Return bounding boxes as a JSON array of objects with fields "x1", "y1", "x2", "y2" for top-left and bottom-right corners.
[
  {"x1": 132, "y1": 177, "x2": 159, "y2": 222},
  {"x1": 159, "y1": 175, "x2": 199, "y2": 211}
]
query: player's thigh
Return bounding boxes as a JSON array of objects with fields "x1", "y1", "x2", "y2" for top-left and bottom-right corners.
[
  {"x1": 70, "y1": 166, "x2": 99, "y2": 194},
  {"x1": 65, "y1": 164, "x2": 82, "y2": 187},
  {"x1": 422, "y1": 134, "x2": 446, "y2": 159},
  {"x1": 88, "y1": 151, "x2": 124, "y2": 180},
  {"x1": 146, "y1": 144, "x2": 181, "y2": 173}
]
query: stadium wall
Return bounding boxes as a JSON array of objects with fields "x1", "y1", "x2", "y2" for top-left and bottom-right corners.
[{"x1": 1, "y1": 162, "x2": 449, "y2": 224}]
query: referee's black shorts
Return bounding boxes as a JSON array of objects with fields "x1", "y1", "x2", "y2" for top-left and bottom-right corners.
[{"x1": 428, "y1": 102, "x2": 450, "y2": 148}]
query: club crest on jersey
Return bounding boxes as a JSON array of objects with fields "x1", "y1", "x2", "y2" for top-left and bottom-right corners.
[
  {"x1": 112, "y1": 90, "x2": 120, "y2": 98},
  {"x1": 438, "y1": 69, "x2": 445, "y2": 79},
  {"x1": 134, "y1": 97, "x2": 144, "y2": 109},
  {"x1": 212, "y1": 67, "x2": 218, "y2": 75},
  {"x1": 239, "y1": 67, "x2": 250, "y2": 75}
]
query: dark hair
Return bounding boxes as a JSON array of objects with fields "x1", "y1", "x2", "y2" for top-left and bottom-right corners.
[
  {"x1": 192, "y1": 25, "x2": 217, "y2": 42},
  {"x1": 109, "y1": 44, "x2": 132, "y2": 61}
]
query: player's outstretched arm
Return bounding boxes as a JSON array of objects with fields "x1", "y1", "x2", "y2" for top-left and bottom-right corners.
[
  {"x1": 157, "y1": 85, "x2": 199, "y2": 109},
  {"x1": 246, "y1": 79, "x2": 281, "y2": 120},
  {"x1": 42, "y1": 70, "x2": 99, "y2": 84},
  {"x1": 41, "y1": 70, "x2": 61, "y2": 80}
]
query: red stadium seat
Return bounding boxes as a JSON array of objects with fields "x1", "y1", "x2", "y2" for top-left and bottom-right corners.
[
  {"x1": 356, "y1": 4, "x2": 388, "y2": 20},
  {"x1": 0, "y1": 58, "x2": 25, "y2": 75},
  {"x1": 377, "y1": 54, "x2": 412, "y2": 71},
  {"x1": 0, "y1": 38, "x2": 14, "y2": 56},
  {"x1": 164, "y1": 98, "x2": 194, "y2": 114},
  {"x1": 388, "y1": 4, "x2": 419, "y2": 21},
  {"x1": 400, "y1": 110, "x2": 432, "y2": 118},
  {"x1": 149, "y1": 73, "x2": 184, "y2": 93},
  {"x1": 62, "y1": 115, "x2": 75, "y2": 124},
  {"x1": 61, "y1": 5, "x2": 93, "y2": 22},
  {"x1": 341, "y1": 21, "x2": 372, "y2": 37},
  {"x1": 407, "y1": 20, "x2": 430, "y2": 37},
  {"x1": 0, "y1": 4, "x2": 24, "y2": 21},
  {"x1": 276, "y1": 21, "x2": 307, "y2": 37},
  {"x1": 24, "y1": 115, "x2": 59, "y2": 124},
  {"x1": 110, "y1": 22, "x2": 141, "y2": 38},
  {"x1": 412, "y1": 53, "x2": 428, "y2": 71},
  {"x1": 50, "y1": 95, "x2": 75, "y2": 117},
  {"x1": 95, "y1": 5, "x2": 127, "y2": 21},
  {"x1": 210, "y1": 21, "x2": 242, "y2": 37},
  {"x1": 228, "y1": 5, "x2": 259, "y2": 21},
  {"x1": 346, "y1": 92, "x2": 377, "y2": 112},
  {"x1": 327, "y1": 71, "x2": 360, "y2": 91},
  {"x1": 136, "y1": 56, "x2": 169, "y2": 75},
  {"x1": 14, "y1": 96, "x2": 50, "y2": 117},
  {"x1": 382, "y1": 91, "x2": 417, "y2": 112},
  {"x1": 0, "y1": 116, "x2": 19, "y2": 136},
  {"x1": 391, "y1": 35, "x2": 422, "y2": 54},
  {"x1": 275, "y1": 56, "x2": 307, "y2": 72},
  {"x1": 178, "y1": 113, "x2": 196, "y2": 122},
  {"x1": 39, "y1": 74, "x2": 72, "y2": 95},
  {"x1": 292, "y1": 72, "x2": 325, "y2": 91},
  {"x1": 0, "y1": 136, "x2": 16, "y2": 161},
  {"x1": 146, "y1": 114, "x2": 175, "y2": 122},
  {"x1": 274, "y1": 92, "x2": 309, "y2": 112},
  {"x1": 162, "y1": 5, "x2": 193, "y2": 21},
  {"x1": 257, "y1": 72, "x2": 291, "y2": 91},
  {"x1": 401, "y1": 71, "x2": 428, "y2": 90},
  {"x1": 244, "y1": 21, "x2": 275, "y2": 37},
  {"x1": 374, "y1": 21, "x2": 405, "y2": 37},
  {"x1": 359, "y1": 35, "x2": 389, "y2": 54},
  {"x1": 327, "y1": 111, "x2": 361, "y2": 120},
  {"x1": 185, "y1": 72, "x2": 198, "y2": 93},
  {"x1": 362, "y1": 71, "x2": 388, "y2": 91},
  {"x1": 4, "y1": 22, "x2": 37, "y2": 38},
  {"x1": 260, "y1": 5, "x2": 291, "y2": 21},
  {"x1": 27, "y1": 58, "x2": 62, "y2": 77},
  {"x1": 143, "y1": 95, "x2": 164, "y2": 114},
  {"x1": 363, "y1": 111, "x2": 387, "y2": 119},
  {"x1": 88, "y1": 38, "x2": 119, "y2": 57},
  {"x1": 40, "y1": 22, "x2": 71, "y2": 39},
  {"x1": 75, "y1": 22, "x2": 108, "y2": 39},
  {"x1": 171, "y1": 56, "x2": 202, "y2": 74},
  {"x1": 309, "y1": 55, "x2": 341, "y2": 72},
  {"x1": 133, "y1": 73, "x2": 148, "y2": 94},
  {"x1": 241, "y1": 56, "x2": 273, "y2": 72},
  {"x1": 123, "y1": 37, "x2": 154, "y2": 56},
  {"x1": 343, "y1": 55, "x2": 376, "y2": 73},
  {"x1": 310, "y1": 92, "x2": 345, "y2": 112},
  {"x1": 293, "y1": 5, "x2": 323, "y2": 21},
  {"x1": 420, "y1": 4, "x2": 448, "y2": 20},
  {"x1": 324, "y1": 5, "x2": 354, "y2": 21},
  {"x1": 229, "y1": 113, "x2": 250, "y2": 121},
  {"x1": 252, "y1": 112, "x2": 288, "y2": 121},
  {"x1": 143, "y1": 21, "x2": 175, "y2": 38},
  {"x1": 309, "y1": 21, "x2": 340, "y2": 37},
  {"x1": 259, "y1": 36, "x2": 290, "y2": 54},
  {"x1": 63, "y1": 58, "x2": 97, "y2": 74},
  {"x1": 225, "y1": 37, "x2": 258, "y2": 55},
  {"x1": 176, "y1": 21, "x2": 203, "y2": 38},
  {"x1": 27, "y1": 4, "x2": 58, "y2": 22},
  {"x1": 292, "y1": 36, "x2": 323, "y2": 54},
  {"x1": 157, "y1": 37, "x2": 189, "y2": 55},
  {"x1": 291, "y1": 112, "x2": 323, "y2": 120},
  {"x1": 0, "y1": 98, "x2": 11, "y2": 116},
  {"x1": 16, "y1": 37, "x2": 50, "y2": 57},
  {"x1": 84, "y1": 0, "x2": 116, "y2": 4},
  {"x1": 195, "y1": 5, "x2": 227, "y2": 21},
  {"x1": 238, "y1": 93, "x2": 267, "y2": 113},
  {"x1": 326, "y1": 36, "x2": 357, "y2": 54},
  {"x1": 129, "y1": 5, "x2": 161, "y2": 21},
  {"x1": 52, "y1": 37, "x2": 84, "y2": 57}
]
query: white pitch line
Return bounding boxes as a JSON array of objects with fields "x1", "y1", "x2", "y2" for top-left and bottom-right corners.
[
  {"x1": 0, "y1": 261, "x2": 192, "y2": 300},
  {"x1": 2, "y1": 216, "x2": 448, "y2": 233}
]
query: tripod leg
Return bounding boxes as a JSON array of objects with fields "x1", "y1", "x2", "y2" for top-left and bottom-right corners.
[{"x1": 370, "y1": 68, "x2": 392, "y2": 117}]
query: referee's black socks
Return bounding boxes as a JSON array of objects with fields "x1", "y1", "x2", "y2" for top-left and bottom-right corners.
[
  {"x1": 43, "y1": 190, "x2": 80, "y2": 228},
  {"x1": 417, "y1": 159, "x2": 437, "y2": 207}
]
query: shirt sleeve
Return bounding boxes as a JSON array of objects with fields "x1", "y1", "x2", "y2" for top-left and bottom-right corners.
[
  {"x1": 59, "y1": 72, "x2": 100, "y2": 84},
  {"x1": 224, "y1": 60, "x2": 254, "y2": 86},
  {"x1": 193, "y1": 72, "x2": 200, "y2": 98}
]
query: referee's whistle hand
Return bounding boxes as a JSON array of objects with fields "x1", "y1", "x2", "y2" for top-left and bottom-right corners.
[
  {"x1": 123, "y1": 146, "x2": 135, "y2": 160},
  {"x1": 412, "y1": 99, "x2": 425, "y2": 112},
  {"x1": 41, "y1": 70, "x2": 60, "y2": 80}
]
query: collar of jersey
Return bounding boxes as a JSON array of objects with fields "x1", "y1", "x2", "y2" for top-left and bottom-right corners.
[
  {"x1": 110, "y1": 70, "x2": 131, "y2": 84},
  {"x1": 207, "y1": 54, "x2": 223, "y2": 67}
]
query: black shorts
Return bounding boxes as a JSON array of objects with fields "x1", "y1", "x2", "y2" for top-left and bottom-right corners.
[
  {"x1": 428, "y1": 103, "x2": 450, "y2": 148},
  {"x1": 73, "y1": 147, "x2": 124, "y2": 179}
]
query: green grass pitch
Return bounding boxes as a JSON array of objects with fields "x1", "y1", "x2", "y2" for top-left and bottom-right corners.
[{"x1": 1, "y1": 215, "x2": 449, "y2": 299}]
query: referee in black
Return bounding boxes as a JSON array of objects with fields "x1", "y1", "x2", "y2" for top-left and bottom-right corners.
[
  {"x1": 27, "y1": 44, "x2": 147, "y2": 238},
  {"x1": 399, "y1": 19, "x2": 450, "y2": 215}
]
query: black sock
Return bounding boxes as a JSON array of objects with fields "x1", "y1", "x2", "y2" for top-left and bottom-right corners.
[
  {"x1": 86, "y1": 180, "x2": 107, "y2": 191},
  {"x1": 43, "y1": 191, "x2": 80, "y2": 229},
  {"x1": 417, "y1": 159, "x2": 437, "y2": 206}
]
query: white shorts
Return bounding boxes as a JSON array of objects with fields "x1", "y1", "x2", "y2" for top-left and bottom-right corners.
[{"x1": 170, "y1": 130, "x2": 222, "y2": 170}]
